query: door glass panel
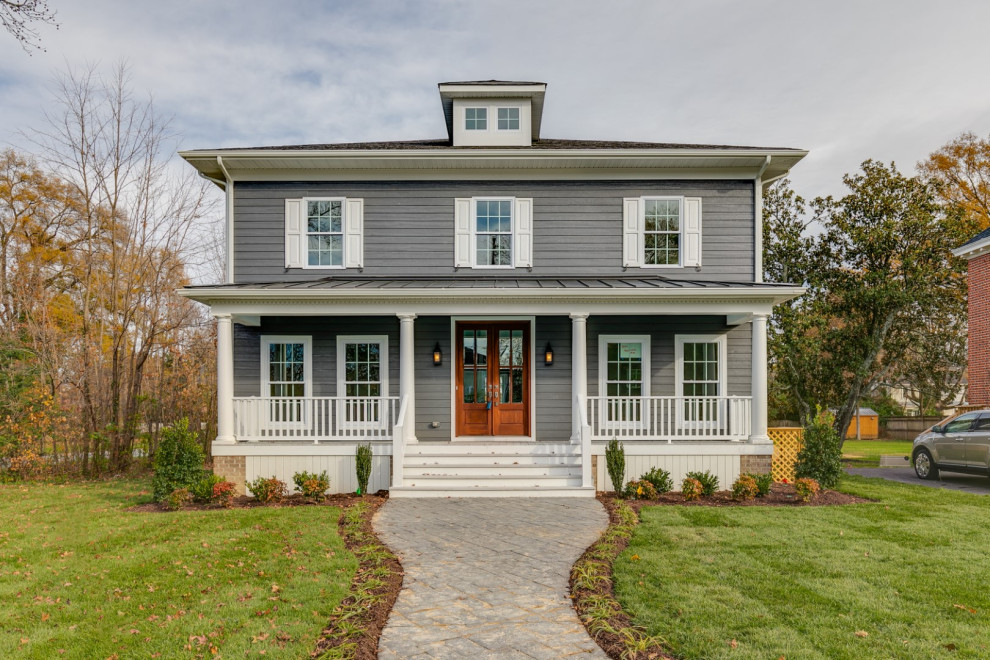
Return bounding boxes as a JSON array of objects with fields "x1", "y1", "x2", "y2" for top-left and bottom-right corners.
[
  {"x1": 512, "y1": 368, "x2": 523, "y2": 403},
  {"x1": 499, "y1": 330, "x2": 510, "y2": 364},
  {"x1": 463, "y1": 368, "x2": 475, "y2": 403},
  {"x1": 463, "y1": 330, "x2": 475, "y2": 364},
  {"x1": 476, "y1": 331, "x2": 487, "y2": 365},
  {"x1": 511, "y1": 331, "x2": 523, "y2": 364},
  {"x1": 500, "y1": 369, "x2": 510, "y2": 403}
]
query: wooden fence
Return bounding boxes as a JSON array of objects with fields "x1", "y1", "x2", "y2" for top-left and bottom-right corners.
[{"x1": 768, "y1": 427, "x2": 804, "y2": 482}]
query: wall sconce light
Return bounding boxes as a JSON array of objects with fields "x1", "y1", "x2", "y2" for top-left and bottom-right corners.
[
  {"x1": 544, "y1": 342, "x2": 554, "y2": 366},
  {"x1": 433, "y1": 342, "x2": 443, "y2": 366}
]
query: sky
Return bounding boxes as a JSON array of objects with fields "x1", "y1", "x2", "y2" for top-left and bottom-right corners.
[{"x1": 2, "y1": 0, "x2": 990, "y2": 203}]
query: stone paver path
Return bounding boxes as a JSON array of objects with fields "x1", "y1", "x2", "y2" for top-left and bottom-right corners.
[{"x1": 375, "y1": 498, "x2": 609, "y2": 659}]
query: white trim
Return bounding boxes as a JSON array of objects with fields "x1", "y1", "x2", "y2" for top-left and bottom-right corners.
[
  {"x1": 597, "y1": 334, "x2": 651, "y2": 431},
  {"x1": 469, "y1": 196, "x2": 517, "y2": 269},
  {"x1": 953, "y1": 235, "x2": 990, "y2": 260},
  {"x1": 674, "y1": 333, "x2": 728, "y2": 429},
  {"x1": 588, "y1": 442, "x2": 772, "y2": 456},
  {"x1": 260, "y1": 335, "x2": 313, "y2": 429},
  {"x1": 213, "y1": 442, "x2": 392, "y2": 457},
  {"x1": 639, "y1": 196, "x2": 684, "y2": 268},
  {"x1": 299, "y1": 197, "x2": 347, "y2": 270},
  {"x1": 217, "y1": 156, "x2": 234, "y2": 283},
  {"x1": 336, "y1": 334, "x2": 389, "y2": 430},
  {"x1": 449, "y1": 316, "x2": 537, "y2": 441}
]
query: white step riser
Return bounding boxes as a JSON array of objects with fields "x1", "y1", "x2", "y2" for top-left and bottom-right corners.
[
  {"x1": 390, "y1": 487, "x2": 595, "y2": 498},
  {"x1": 404, "y1": 465, "x2": 581, "y2": 477},
  {"x1": 405, "y1": 443, "x2": 579, "y2": 456},
  {"x1": 404, "y1": 455, "x2": 581, "y2": 467},
  {"x1": 402, "y1": 476, "x2": 583, "y2": 489}
]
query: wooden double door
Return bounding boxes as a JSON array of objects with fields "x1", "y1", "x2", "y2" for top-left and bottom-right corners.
[{"x1": 456, "y1": 321, "x2": 530, "y2": 436}]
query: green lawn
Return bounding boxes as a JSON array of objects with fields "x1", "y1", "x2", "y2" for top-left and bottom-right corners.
[
  {"x1": 615, "y1": 476, "x2": 990, "y2": 659},
  {"x1": 0, "y1": 480, "x2": 356, "y2": 659},
  {"x1": 842, "y1": 439, "x2": 914, "y2": 466}
]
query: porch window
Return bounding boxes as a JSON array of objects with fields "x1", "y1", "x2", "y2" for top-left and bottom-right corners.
[
  {"x1": 474, "y1": 199, "x2": 513, "y2": 267},
  {"x1": 675, "y1": 334, "x2": 727, "y2": 426},
  {"x1": 261, "y1": 336, "x2": 312, "y2": 425},
  {"x1": 599, "y1": 335, "x2": 651, "y2": 426},
  {"x1": 337, "y1": 335, "x2": 388, "y2": 427},
  {"x1": 306, "y1": 199, "x2": 343, "y2": 267}
]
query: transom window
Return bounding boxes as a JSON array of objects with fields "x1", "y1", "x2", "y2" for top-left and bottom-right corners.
[
  {"x1": 599, "y1": 335, "x2": 651, "y2": 426},
  {"x1": 644, "y1": 198, "x2": 681, "y2": 266},
  {"x1": 465, "y1": 107, "x2": 487, "y2": 130},
  {"x1": 306, "y1": 199, "x2": 343, "y2": 266},
  {"x1": 497, "y1": 107, "x2": 520, "y2": 130},
  {"x1": 337, "y1": 336, "x2": 388, "y2": 426},
  {"x1": 475, "y1": 199, "x2": 513, "y2": 267}
]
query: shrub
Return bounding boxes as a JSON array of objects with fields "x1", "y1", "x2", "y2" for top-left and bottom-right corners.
[
  {"x1": 794, "y1": 477, "x2": 820, "y2": 502},
  {"x1": 190, "y1": 473, "x2": 224, "y2": 503},
  {"x1": 731, "y1": 474, "x2": 759, "y2": 500},
  {"x1": 163, "y1": 488, "x2": 191, "y2": 511},
  {"x1": 605, "y1": 439, "x2": 625, "y2": 496},
  {"x1": 681, "y1": 477, "x2": 703, "y2": 501},
  {"x1": 624, "y1": 479, "x2": 659, "y2": 500},
  {"x1": 212, "y1": 480, "x2": 236, "y2": 508},
  {"x1": 685, "y1": 470, "x2": 719, "y2": 496},
  {"x1": 152, "y1": 419, "x2": 205, "y2": 502},
  {"x1": 247, "y1": 476, "x2": 287, "y2": 503},
  {"x1": 795, "y1": 407, "x2": 843, "y2": 489},
  {"x1": 751, "y1": 472, "x2": 773, "y2": 497},
  {"x1": 355, "y1": 443, "x2": 373, "y2": 495},
  {"x1": 640, "y1": 466, "x2": 673, "y2": 494},
  {"x1": 293, "y1": 470, "x2": 330, "y2": 499}
]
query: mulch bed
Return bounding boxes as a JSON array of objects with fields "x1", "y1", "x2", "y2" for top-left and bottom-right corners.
[
  {"x1": 621, "y1": 482, "x2": 870, "y2": 512},
  {"x1": 128, "y1": 491, "x2": 383, "y2": 513}
]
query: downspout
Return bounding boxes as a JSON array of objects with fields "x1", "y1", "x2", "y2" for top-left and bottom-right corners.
[
  {"x1": 754, "y1": 155, "x2": 771, "y2": 283},
  {"x1": 217, "y1": 156, "x2": 235, "y2": 284}
]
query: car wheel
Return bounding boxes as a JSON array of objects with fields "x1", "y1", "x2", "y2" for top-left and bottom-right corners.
[{"x1": 913, "y1": 449, "x2": 938, "y2": 480}]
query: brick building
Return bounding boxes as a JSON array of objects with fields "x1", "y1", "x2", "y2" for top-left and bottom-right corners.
[{"x1": 955, "y1": 227, "x2": 990, "y2": 406}]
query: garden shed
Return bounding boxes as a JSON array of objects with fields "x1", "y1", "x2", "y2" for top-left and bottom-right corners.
[{"x1": 845, "y1": 407, "x2": 879, "y2": 439}]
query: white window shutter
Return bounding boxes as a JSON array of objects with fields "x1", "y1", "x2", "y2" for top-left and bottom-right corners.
[
  {"x1": 622, "y1": 197, "x2": 643, "y2": 268},
  {"x1": 683, "y1": 197, "x2": 703, "y2": 268},
  {"x1": 285, "y1": 198, "x2": 305, "y2": 268},
  {"x1": 344, "y1": 198, "x2": 364, "y2": 269},
  {"x1": 454, "y1": 198, "x2": 472, "y2": 267},
  {"x1": 514, "y1": 197, "x2": 533, "y2": 268}
]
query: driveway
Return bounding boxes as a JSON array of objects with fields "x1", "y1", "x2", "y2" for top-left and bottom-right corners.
[
  {"x1": 847, "y1": 467, "x2": 990, "y2": 495},
  {"x1": 374, "y1": 497, "x2": 609, "y2": 659}
]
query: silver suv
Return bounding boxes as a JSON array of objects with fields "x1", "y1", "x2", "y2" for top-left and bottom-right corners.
[{"x1": 912, "y1": 410, "x2": 990, "y2": 480}]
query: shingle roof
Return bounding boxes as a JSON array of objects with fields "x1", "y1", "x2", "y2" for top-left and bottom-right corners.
[
  {"x1": 185, "y1": 137, "x2": 803, "y2": 153},
  {"x1": 961, "y1": 226, "x2": 990, "y2": 247},
  {"x1": 184, "y1": 275, "x2": 799, "y2": 291}
]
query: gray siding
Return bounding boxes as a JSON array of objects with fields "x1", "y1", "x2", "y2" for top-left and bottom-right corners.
[
  {"x1": 232, "y1": 180, "x2": 754, "y2": 282},
  {"x1": 414, "y1": 317, "x2": 450, "y2": 441},
  {"x1": 535, "y1": 316, "x2": 572, "y2": 442}
]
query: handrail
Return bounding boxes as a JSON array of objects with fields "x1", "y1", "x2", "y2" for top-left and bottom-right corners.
[
  {"x1": 391, "y1": 395, "x2": 410, "y2": 488},
  {"x1": 586, "y1": 395, "x2": 752, "y2": 441},
  {"x1": 575, "y1": 394, "x2": 593, "y2": 488},
  {"x1": 232, "y1": 396, "x2": 399, "y2": 442}
]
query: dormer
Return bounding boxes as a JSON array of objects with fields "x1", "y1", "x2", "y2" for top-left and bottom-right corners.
[{"x1": 439, "y1": 80, "x2": 547, "y2": 147}]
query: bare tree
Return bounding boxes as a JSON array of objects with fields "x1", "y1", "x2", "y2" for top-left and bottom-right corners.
[{"x1": 1, "y1": 0, "x2": 57, "y2": 53}]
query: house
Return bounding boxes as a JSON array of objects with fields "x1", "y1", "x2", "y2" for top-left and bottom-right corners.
[
  {"x1": 178, "y1": 80, "x2": 807, "y2": 497},
  {"x1": 954, "y1": 227, "x2": 990, "y2": 408}
]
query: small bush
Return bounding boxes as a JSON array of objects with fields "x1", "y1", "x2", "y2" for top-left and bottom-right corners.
[
  {"x1": 640, "y1": 466, "x2": 673, "y2": 494},
  {"x1": 682, "y1": 477, "x2": 703, "y2": 501},
  {"x1": 625, "y1": 479, "x2": 659, "y2": 500},
  {"x1": 751, "y1": 472, "x2": 773, "y2": 497},
  {"x1": 605, "y1": 439, "x2": 626, "y2": 496},
  {"x1": 685, "y1": 470, "x2": 719, "y2": 496},
  {"x1": 794, "y1": 477, "x2": 820, "y2": 502},
  {"x1": 212, "y1": 480, "x2": 236, "y2": 508},
  {"x1": 190, "y1": 473, "x2": 224, "y2": 503},
  {"x1": 163, "y1": 488, "x2": 191, "y2": 511},
  {"x1": 152, "y1": 419, "x2": 205, "y2": 503},
  {"x1": 794, "y1": 407, "x2": 843, "y2": 489},
  {"x1": 293, "y1": 470, "x2": 330, "y2": 499},
  {"x1": 731, "y1": 474, "x2": 759, "y2": 500},
  {"x1": 247, "y1": 476, "x2": 287, "y2": 503},
  {"x1": 355, "y1": 443, "x2": 373, "y2": 495}
]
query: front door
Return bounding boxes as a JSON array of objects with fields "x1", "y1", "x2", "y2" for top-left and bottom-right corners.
[{"x1": 456, "y1": 321, "x2": 530, "y2": 437}]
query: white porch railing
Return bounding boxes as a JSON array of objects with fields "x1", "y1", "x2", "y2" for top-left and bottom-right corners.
[
  {"x1": 232, "y1": 397, "x2": 399, "y2": 442},
  {"x1": 574, "y1": 395, "x2": 593, "y2": 488},
  {"x1": 586, "y1": 396, "x2": 752, "y2": 441},
  {"x1": 391, "y1": 396, "x2": 410, "y2": 488}
]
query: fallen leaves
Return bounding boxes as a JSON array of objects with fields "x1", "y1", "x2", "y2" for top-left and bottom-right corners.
[
  {"x1": 954, "y1": 604, "x2": 976, "y2": 614},
  {"x1": 855, "y1": 630, "x2": 869, "y2": 638}
]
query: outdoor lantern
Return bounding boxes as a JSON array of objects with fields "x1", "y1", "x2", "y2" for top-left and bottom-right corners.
[
  {"x1": 544, "y1": 342, "x2": 554, "y2": 366},
  {"x1": 433, "y1": 342, "x2": 442, "y2": 366}
]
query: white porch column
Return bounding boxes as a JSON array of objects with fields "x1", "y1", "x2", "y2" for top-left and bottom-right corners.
[
  {"x1": 398, "y1": 313, "x2": 417, "y2": 443},
  {"x1": 751, "y1": 313, "x2": 770, "y2": 444},
  {"x1": 570, "y1": 313, "x2": 589, "y2": 441},
  {"x1": 215, "y1": 313, "x2": 236, "y2": 444}
]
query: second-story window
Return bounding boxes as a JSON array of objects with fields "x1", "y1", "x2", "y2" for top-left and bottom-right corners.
[
  {"x1": 307, "y1": 199, "x2": 343, "y2": 266},
  {"x1": 465, "y1": 107, "x2": 487, "y2": 130},
  {"x1": 644, "y1": 198, "x2": 681, "y2": 266},
  {"x1": 475, "y1": 199, "x2": 513, "y2": 267},
  {"x1": 497, "y1": 107, "x2": 520, "y2": 130}
]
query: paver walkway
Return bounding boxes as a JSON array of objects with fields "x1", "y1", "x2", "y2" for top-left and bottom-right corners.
[{"x1": 375, "y1": 498, "x2": 609, "y2": 659}]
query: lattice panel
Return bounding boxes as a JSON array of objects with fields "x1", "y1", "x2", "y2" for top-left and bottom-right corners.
[{"x1": 769, "y1": 427, "x2": 804, "y2": 482}]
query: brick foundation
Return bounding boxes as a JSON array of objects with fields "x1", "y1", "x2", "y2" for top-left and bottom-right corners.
[
  {"x1": 213, "y1": 455, "x2": 246, "y2": 494},
  {"x1": 591, "y1": 455, "x2": 599, "y2": 490},
  {"x1": 969, "y1": 252, "x2": 990, "y2": 406},
  {"x1": 740, "y1": 453, "x2": 772, "y2": 475}
]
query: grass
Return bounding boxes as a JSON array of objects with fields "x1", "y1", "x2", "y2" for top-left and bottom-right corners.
[
  {"x1": 842, "y1": 438, "x2": 914, "y2": 466},
  {"x1": 0, "y1": 479, "x2": 356, "y2": 659},
  {"x1": 614, "y1": 476, "x2": 990, "y2": 659}
]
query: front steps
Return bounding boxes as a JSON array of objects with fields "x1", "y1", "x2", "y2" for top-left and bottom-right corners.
[{"x1": 389, "y1": 442, "x2": 595, "y2": 498}]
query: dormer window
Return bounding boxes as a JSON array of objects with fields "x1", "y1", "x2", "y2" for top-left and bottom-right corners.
[
  {"x1": 498, "y1": 107, "x2": 520, "y2": 130},
  {"x1": 465, "y1": 107, "x2": 487, "y2": 130}
]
